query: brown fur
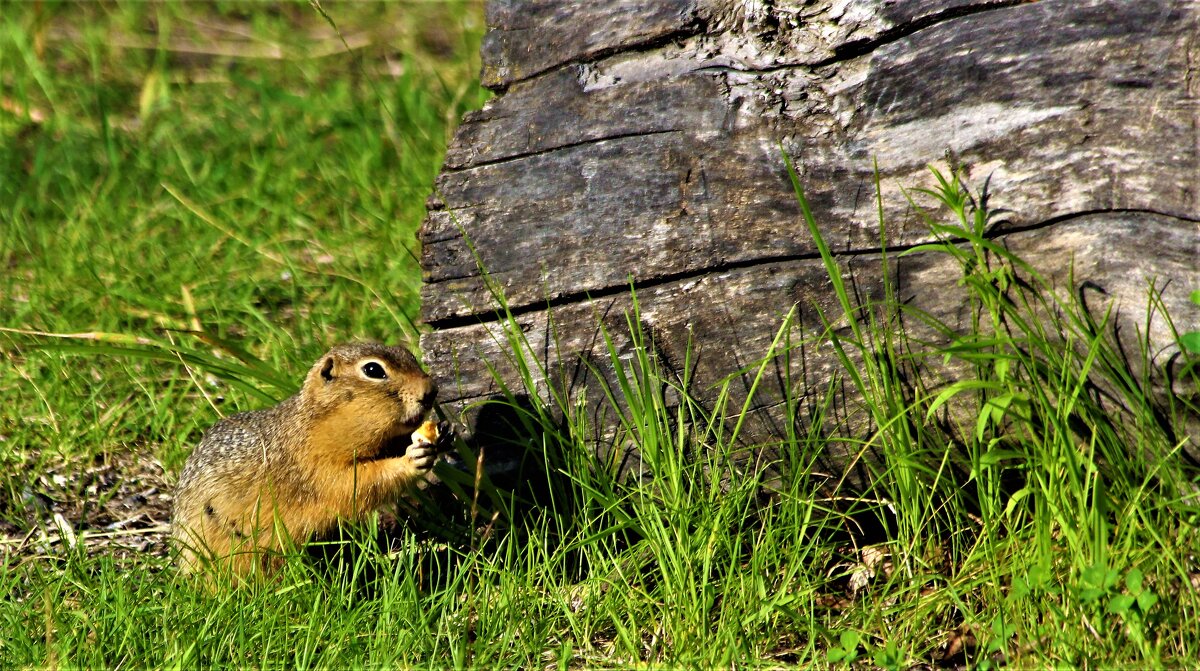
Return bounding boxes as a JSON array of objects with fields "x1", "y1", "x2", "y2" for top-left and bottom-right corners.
[{"x1": 171, "y1": 342, "x2": 437, "y2": 581}]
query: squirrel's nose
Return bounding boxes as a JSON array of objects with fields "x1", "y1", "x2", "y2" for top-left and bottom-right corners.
[{"x1": 419, "y1": 380, "x2": 438, "y2": 409}]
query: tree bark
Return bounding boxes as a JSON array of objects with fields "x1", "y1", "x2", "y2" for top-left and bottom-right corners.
[{"x1": 420, "y1": 0, "x2": 1200, "y2": 472}]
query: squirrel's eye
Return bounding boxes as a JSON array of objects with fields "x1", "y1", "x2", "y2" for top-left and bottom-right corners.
[{"x1": 361, "y1": 362, "x2": 387, "y2": 379}]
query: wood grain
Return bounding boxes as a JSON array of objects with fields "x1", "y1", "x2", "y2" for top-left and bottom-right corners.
[{"x1": 420, "y1": 0, "x2": 1200, "y2": 471}]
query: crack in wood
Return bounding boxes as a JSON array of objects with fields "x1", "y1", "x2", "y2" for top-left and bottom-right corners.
[
  {"x1": 425, "y1": 206, "x2": 1200, "y2": 332},
  {"x1": 1012, "y1": 207, "x2": 1200, "y2": 231},
  {"x1": 689, "y1": 0, "x2": 1034, "y2": 77},
  {"x1": 487, "y1": 22, "x2": 709, "y2": 93},
  {"x1": 818, "y1": 0, "x2": 1035, "y2": 66},
  {"x1": 440, "y1": 128, "x2": 683, "y2": 174}
]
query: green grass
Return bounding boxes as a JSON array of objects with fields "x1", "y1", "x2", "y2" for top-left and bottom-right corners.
[
  {"x1": 0, "y1": 0, "x2": 487, "y2": 472},
  {"x1": 3, "y1": 2, "x2": 1200, "y2": 668}
]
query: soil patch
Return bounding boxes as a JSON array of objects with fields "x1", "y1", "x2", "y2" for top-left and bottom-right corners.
[{"x1": 1, "y1": 448, "x2": 173, "y2": 563}]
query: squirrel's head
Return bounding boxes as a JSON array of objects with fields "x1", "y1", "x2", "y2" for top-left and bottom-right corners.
[{"x1": 302, "y1": 342, "x2": 437, "y2": 442}]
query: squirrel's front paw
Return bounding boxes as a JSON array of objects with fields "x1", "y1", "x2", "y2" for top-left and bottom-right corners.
[
  {"x1": 408, "y1": 420, "x2": 455, "y2": 471},
  {"x1": 406, "y1": 441, "x2": 437, "y2": 472}
]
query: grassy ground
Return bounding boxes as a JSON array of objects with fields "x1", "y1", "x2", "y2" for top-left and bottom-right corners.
[{"x1": 3, "y1": 2, "x2": 1200, "y2": 669}]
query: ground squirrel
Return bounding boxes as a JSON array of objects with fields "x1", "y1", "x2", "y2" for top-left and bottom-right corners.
[{"x1": 171, "y1": 342, "x2": 448, "y2": 579}]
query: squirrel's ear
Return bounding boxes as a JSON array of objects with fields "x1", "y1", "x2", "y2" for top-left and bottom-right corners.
[{"x1": 319, "y1": 357, "x2": 336, "y2": 382}]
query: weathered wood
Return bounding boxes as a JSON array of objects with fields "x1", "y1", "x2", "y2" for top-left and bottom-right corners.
[
  {"x1": 424, "y1": 214, "x2": 1197, "y2": 445},
  {"x1": 421, "y1": 0, "x2": 1200, "y2": 463},
  {"x1": 480, "y1": 0, "x2": 704, "y2": 89}
]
